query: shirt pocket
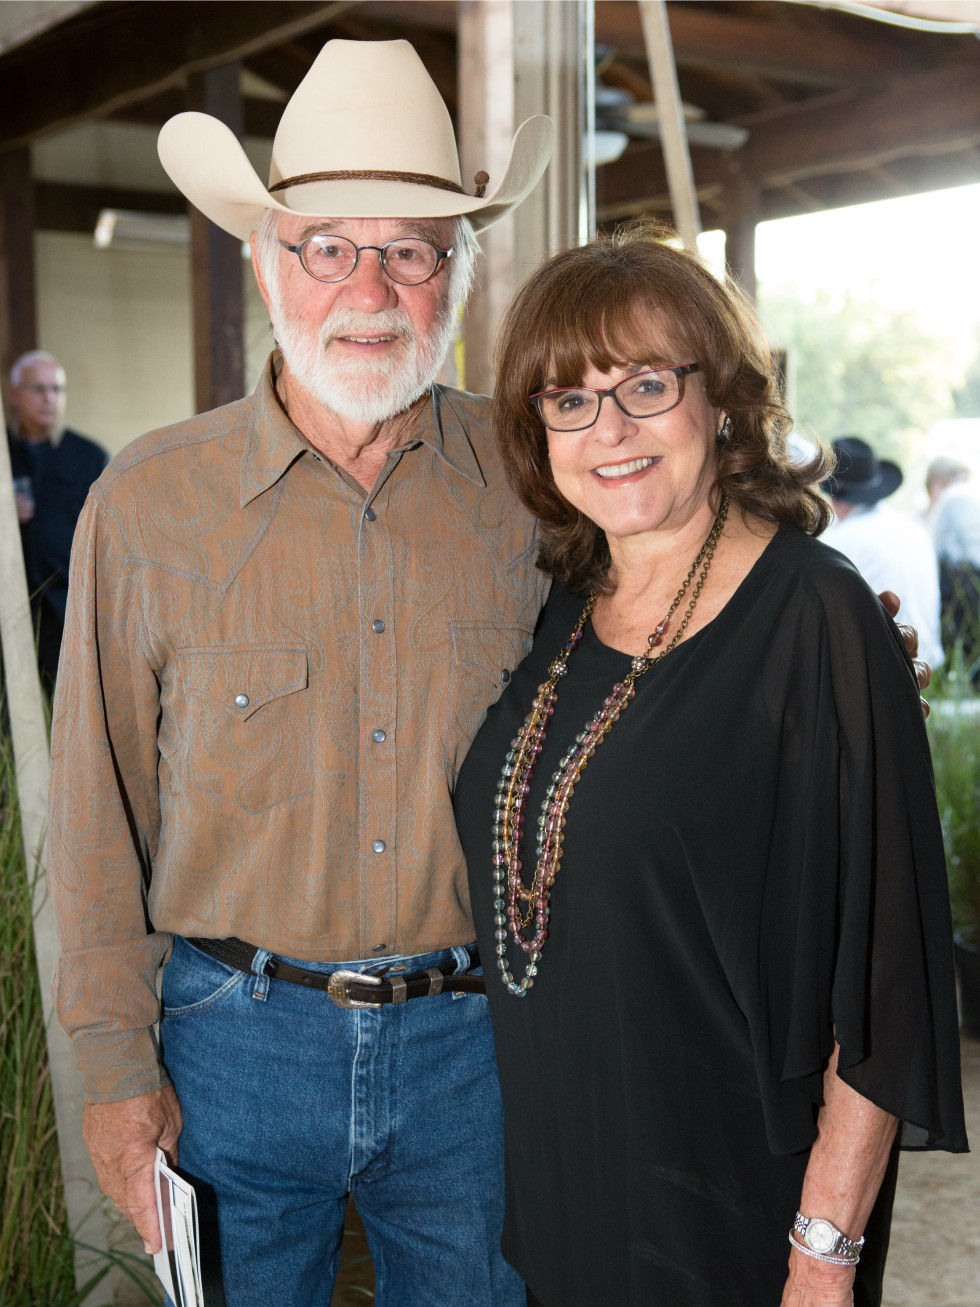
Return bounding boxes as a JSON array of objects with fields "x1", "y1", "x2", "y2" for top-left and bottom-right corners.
[
  {"x1": 447, "y1": 623, "x2": 532, "y2": 780},
  {"x1": 174, "y1": 647, "x2": 312, "y2": 813}
]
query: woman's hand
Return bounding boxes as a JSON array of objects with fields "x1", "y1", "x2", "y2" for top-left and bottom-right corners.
[
  {"x1": 781, "y1": 1042, "x2": 897, "y2": 1307},
  {"x1": 779, "y1": 1247, "x2": 854, "y2": 1306},
  {"x1": 878, "y1": 589, "x2": 932, "y2": 716}
]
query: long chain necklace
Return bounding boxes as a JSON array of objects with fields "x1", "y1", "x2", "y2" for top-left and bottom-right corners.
[{"x1": 490, "y1": 496, "x2": 729, "y2": 997}]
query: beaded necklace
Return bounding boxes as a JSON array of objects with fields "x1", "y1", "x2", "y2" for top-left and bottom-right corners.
[{"x1": 491, "y1": 496, "x2": 730, "y2": 996}]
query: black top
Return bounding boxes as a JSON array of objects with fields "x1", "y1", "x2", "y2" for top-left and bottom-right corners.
[
  {"x1": 455, "y1": 525, "x2": 967, "y2": 1307},
  {"x1": 7, "y1": 427, "x2": 108, "y2": 623}
]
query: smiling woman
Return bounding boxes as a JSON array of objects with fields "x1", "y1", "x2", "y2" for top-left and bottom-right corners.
[
  {"x1": 493, "y1": 222, "x2": 829, "y2": 595},
  {"x1": 453, "y1": 223, "x2": 968, "y2": 1307}
]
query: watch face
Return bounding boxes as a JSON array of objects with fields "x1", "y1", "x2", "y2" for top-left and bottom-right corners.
[{"x1": 806, "y1": 1220, "x2": 837, "y2": 1254}]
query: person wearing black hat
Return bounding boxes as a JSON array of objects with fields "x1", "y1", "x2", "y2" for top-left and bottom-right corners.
[{"x1": 822, "y1": 437, "x2": 943, "y2": 667}]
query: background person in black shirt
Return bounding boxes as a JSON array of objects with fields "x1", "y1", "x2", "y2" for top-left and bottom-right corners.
[{"x1": 6, "y1": 350, "x2": 108, "y2": 688}]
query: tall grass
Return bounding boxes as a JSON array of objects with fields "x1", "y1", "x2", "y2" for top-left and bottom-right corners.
[
  {"x1": 927, "y1": 584, "x2": 980, "y2": 948},
  {"x1": 0, "y1": 723, "x2": 78, "y2": 1301},
  {"x1": 931, "y1": 712, "x2": 980, "y2": 948},
  {"x1": 0, "y1": 723, "x2": 161, "y2": 1305}
]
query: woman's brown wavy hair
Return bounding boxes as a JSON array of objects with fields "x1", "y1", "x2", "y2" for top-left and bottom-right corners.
[{"x1": 491, "y1": 223, "x2": 831, "y2": 593}]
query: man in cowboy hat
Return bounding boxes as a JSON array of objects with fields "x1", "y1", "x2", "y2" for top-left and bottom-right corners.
[
  {"x1": 823, "y1": 436, "x2": 943, "y2": 667},
  {"x1": 47, "y1": 39, "x2": 552, "y2": 1307}
]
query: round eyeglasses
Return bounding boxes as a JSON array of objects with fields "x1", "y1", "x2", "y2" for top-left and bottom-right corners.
[
  {"x1": 278, "y1": 234, "x2": 453, "y2": 286},
  {"x1": 530, "y1": 364, "x2": 701, "y2": 432}
]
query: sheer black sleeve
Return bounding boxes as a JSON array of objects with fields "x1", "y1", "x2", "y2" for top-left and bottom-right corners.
[{"x1": 755, "y1": 549, "x2": 966, "y2": 1153}]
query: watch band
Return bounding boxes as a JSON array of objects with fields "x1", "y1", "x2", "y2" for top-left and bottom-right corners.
[{"x1": 790, "y1": 1212, "x2": 864, "y2": 1266}]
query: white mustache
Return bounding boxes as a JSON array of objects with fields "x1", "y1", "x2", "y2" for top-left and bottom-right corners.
[{"x1": 319, "y1": 308, "x2": 416, "y2": 348}]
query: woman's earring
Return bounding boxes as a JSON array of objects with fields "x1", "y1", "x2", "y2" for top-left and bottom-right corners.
[{"x1": 719, "y1": 416, "x2": 733, "y2": 442}]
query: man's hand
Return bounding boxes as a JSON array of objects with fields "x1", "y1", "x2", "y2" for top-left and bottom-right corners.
[
  {"x1": 82, "y1": 1084, "x2": 183, "y2": 1253},
  {"x1": 14, "y1": 491, "x2": 34, "y2": 523},
  {"x1": 878, "y1": 589, "x2": 932, "y2": 716}
]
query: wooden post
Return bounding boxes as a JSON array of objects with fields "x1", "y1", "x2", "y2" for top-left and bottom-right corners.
[
  {"x1": 512, "y1": 0, "x2": 593, "y2": 273},
  {"x1": 457, "y1": 1, "x2": 516, "y2": 397},
  {"x1": 0, "y1": 147, "x2": 38, "y2": 410},
  {"x1": 722, "y1": 159, "x2": 760, "y2": 301},
  {"x1": 638, "y1": 0, "x2": 701, "y2": 252},
  {"x1": 458, "y1": 0, "x2": 593, "y2": 395},
  {"x1": 188, "y1": 63, "x2": 245, "y2": 414},
  {"x1": 0, "y1": 402, "x2": 111, "y2": 1302}
]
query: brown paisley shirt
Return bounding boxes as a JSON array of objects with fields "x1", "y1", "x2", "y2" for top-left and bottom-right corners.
[{"x1": 48, "y1": 354, "x2": 547, "y2": 1102}]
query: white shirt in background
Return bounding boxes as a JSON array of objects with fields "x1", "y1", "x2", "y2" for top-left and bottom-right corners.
[
  {"x1": 823, "y1": 502, "x2": 944, "y2": 668},
  {"x1": 930, "y1": 482, "x2": 980, "y2": 568}
]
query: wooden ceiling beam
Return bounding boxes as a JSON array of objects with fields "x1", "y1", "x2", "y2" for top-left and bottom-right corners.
[
  {"x1": 358, "y1": 0, "x2": 921, "y2": 88},
  {"x1": 677, "y1": 65, "x2": 792, "y2": 121},
  {"x1": 109, "y1": 90, "x2": 283, "y2": 139},
  {"x1": 599, "y1": 60, "x2": 980, "y2": 214},
  {"x1": 600, "y1": 141, "x2": 718, "y2": 214},
  {"x1": 599, "y1": 137, "x2": 980, "y2": 227},
  {"x1": 0, "y1": 1, "x2": 357, "y2": 149},
  {"x1": 592, "y1": 1, "x2": 922, "y2": 87},
  {"x1": 35, "y1": 180, "x2": 185, "y2": 233},
  {"x1": 741, "y1": 64, "x2": 980, "y2": 185},
  {"x1": 353, "y1": 1, "x2": 457, "y2": 34},
  {"x1": 763, "y1": 148, "x2": 980, "y2": 220},
  {"x1": 242, "y1": 42, "x2": 316, "y2": 94}
]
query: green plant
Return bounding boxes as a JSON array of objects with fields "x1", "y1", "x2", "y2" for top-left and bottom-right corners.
[
  {"x1": 927, "y1": 645, "x2": 980, "y2": 948},
  {"x1": 932, "y1": 715, "x2": 980, "y2": 947},
  {"x1": 0, "y1": 722, "x2": 75, "y2": 1301},
  {"x1": 0, "y1": 720, "x2": 162, "y2": 1305}
]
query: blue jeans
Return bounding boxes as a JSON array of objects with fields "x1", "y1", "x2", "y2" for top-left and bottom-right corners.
[{"x1": 160, "y1": 936, "x2": 523, "y2": 1307}]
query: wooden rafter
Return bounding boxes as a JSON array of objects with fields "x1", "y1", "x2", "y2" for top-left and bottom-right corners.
[
  {"x1": 595, "y1": 1, "x2": 923, "y2": 86},
  {"x1": 599, "y1": 57, "x2": 980, "y2": 219},
  {"x1": 0, "y1": 0, "x2": 357, "y2": 149},
  {"x1": 108, "y1": 88, "x2": 283, "y2": 138},
  {"x1": 35, "y1": 180, "x2": 184, "y2": 232}
]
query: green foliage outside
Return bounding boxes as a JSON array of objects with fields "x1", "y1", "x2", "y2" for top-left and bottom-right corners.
[
  {"x1": 953, "y1": 326, "x2": 980, "y2": 419},
  {"x1": 931, "y1": 704, "x2": 980, "y2": 949},
  {"x1": 758, "y1": 287, "x2": 958, "y2": 467},
  {"x1": 0, "y1": 734, "x2": 76, "y2": 1303},
  {"x1": 0, "y1": 724, "x2": 162, "y2": 1306},
  {"x1": 926, "y1": 594, "x2": 980, "y2": 949}
]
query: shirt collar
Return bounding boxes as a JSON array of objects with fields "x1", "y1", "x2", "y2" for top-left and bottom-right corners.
[
  {"x1": 241, "y1": 354, "x2": 487, "y2": 507},
  {"x1": 398, "y1": 386, "x2": 486, "y2": 488},
  {"x1": 240, "y1": 355, "x2": 310, "y2": 507}
]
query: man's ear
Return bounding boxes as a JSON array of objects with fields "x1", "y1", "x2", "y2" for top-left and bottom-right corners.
[{"x1": 250, "y1": 231, "x2": 272, "y2": 314}]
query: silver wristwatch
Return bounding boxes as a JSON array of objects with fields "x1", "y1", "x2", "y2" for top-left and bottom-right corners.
[{"x1": 790, "y1": 1212, "x2": 864, "y2": 1265}]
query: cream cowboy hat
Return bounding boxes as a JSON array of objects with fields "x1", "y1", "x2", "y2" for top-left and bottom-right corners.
[{"x1": 158, "y1": 38, "x2": 554, "y2": 240}]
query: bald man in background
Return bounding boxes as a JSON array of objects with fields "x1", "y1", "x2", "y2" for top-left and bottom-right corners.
[{"x1": 6, "y1": 351, "x2": 108, "y2": 687}]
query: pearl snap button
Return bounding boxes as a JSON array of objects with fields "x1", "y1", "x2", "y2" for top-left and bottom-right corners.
[
  {"x1": 372, "y1": 619, "x2": 385, "y2": 633},
  {"x1": 372, "y1": 839, "x2": 387, "y2": 854},
  {"x1": 234, "y1": 694, "x2": 249, "y2": 708},
  {"x1": 365, "y1": 507, "x2": 377, "y2": 521},
  {"x1": 372, "y1": 729, "x2": 386, "y2": 743}
]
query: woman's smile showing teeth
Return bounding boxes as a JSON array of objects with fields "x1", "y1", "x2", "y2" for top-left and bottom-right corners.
[{"x1": 593, "y1": 456, "x2": 658, "y2": 480}]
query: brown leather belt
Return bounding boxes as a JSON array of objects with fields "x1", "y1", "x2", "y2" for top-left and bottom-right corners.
[{"x1": 187, "y1": 936, "x2": 486, "y2": 1009}]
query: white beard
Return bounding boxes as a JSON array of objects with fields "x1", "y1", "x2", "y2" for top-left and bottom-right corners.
[{"x1": 269, "y1": 292, "x2": 458, "y2": 426}]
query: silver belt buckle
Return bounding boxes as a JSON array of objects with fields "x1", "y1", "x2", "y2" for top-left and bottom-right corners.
[{"x1": 327, "y1": 969, "x2": 383, "y2": 1010}]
